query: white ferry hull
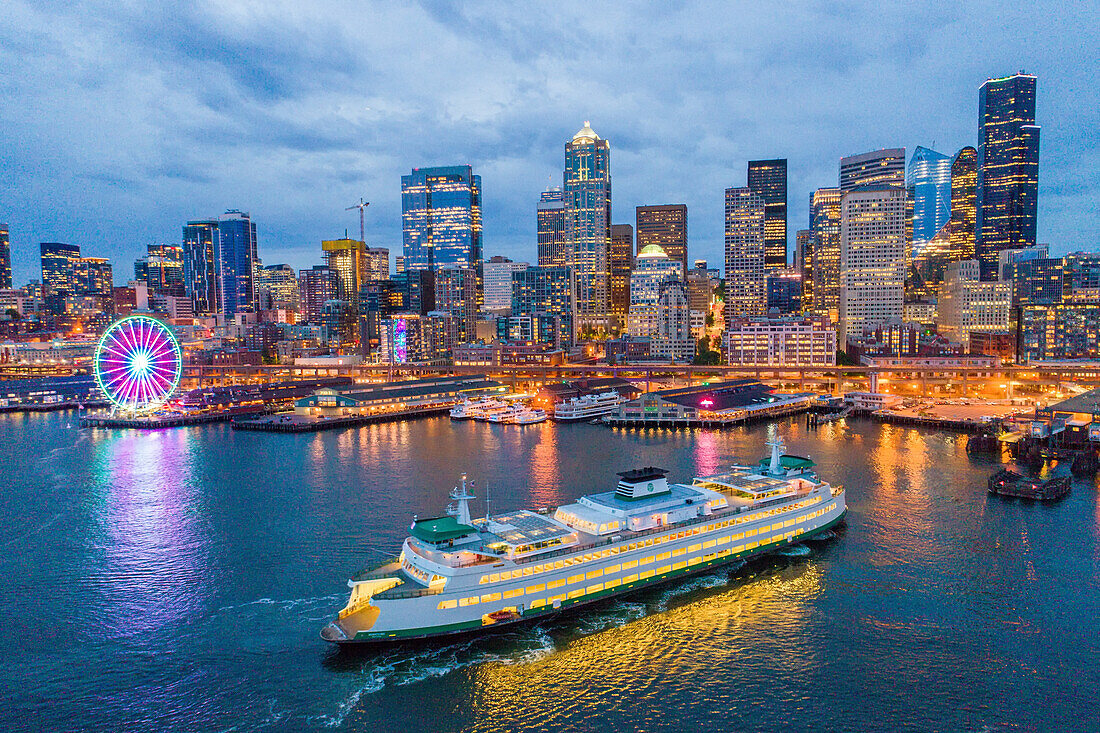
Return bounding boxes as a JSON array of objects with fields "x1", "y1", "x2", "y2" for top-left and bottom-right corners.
[{"x1": 323, "y1": 490, "x2": 845, "y2": 645}]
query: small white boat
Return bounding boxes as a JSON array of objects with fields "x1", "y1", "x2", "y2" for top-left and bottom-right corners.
[{"x1": 512, "y1": 408, "x2": 547, "y2": 425}]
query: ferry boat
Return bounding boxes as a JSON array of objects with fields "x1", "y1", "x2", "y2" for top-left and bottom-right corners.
[
  {"x1": 321, "y1": 437, "x2": 846, "y2": 644},
  {"x1": 553, "y1": 390, "x2": 624, "y2": 422},
  {"x1": 450, "y1": 398, "x2": 506, "y2": 420}
]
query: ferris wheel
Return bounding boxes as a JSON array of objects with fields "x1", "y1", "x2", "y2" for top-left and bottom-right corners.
[{"x1": 93, "y1": 316, "x2": 182, "y2": 413}]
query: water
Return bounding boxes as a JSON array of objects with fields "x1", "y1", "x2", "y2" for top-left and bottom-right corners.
[{"x1": 1, "y1": 411, "x2": 1096, "y2": 731}]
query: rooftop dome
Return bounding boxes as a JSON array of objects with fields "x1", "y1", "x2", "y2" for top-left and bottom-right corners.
[
  {"x1": 572, "y1": 120, "x2": 599, "y2": 142},
  {"x1": 638, "y1": 244, "x2": 668, "y2": 258}
]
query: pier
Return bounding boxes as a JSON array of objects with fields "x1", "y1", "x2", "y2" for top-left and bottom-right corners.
[
  {"x1": 603, "y1": 401, "x2": 809, "y2": 429},
  {"x1": 231, "y1": 406, "x2": 450, "y2": 432},
  {"x1": 988, "y1": 469, "x2": 1071, "y2": 501},
  {"x1": 79, "y1": 409, "x2": 267, "y2": 429}
]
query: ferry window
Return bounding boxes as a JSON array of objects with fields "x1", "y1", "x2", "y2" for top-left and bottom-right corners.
[
  {"x1": 746, "y1": 529, "x2": 757, "y2": 537},
  {"x1": 554, "y1": 560, "x2": 565, "y2": 569},
  {"x1": 531, "y1": 599, "x2": 546, "y2": 609},
  {"x1": 548, "y1": 579, "x2": 565, "y2": 589},
  {"x1": 640, "y1": 570, "x2": 655, "y2": 580},
  {"x1": 526, "y1": 584, "x2": 545, "y2": 594},
  {"x1": 732, "y1": 545, "x2": 744, "y2": 553},
  {"x1": 717, "y1": 536, "x2": 729, "y2": 545},
  {"x1": 702, "y1": 540, "x2": 715, "y2": 549},
  {"x1": 490, "y1": 573, "x2": 500, "y2": 583},
  {"x1": 640, "y1": 556, "x2": 654, "y2": 565},
  {"x1": 704, "y1": 553, "x2": 716, "y2": 562},
  {"x1": 605, "y1": 564, "x2": 621, "y2": 574},
  {"x1": 504, "y1": 589, "x2": 523, "y2": 600},
  {"x1": 622, "y1": 560, "x2": 637, "y2": 570},
  {"x1": 605, "y1": 579, "x2": 621, "y2": 589},
  {"x1": 567, "y1": 574, "x2": 583, "y2": 585},
  {"x1": 460, "y1": 596, "x2": 479, "y2": 607},
  {"x1": 523, "y1": 568, "x2": 533, "y2": 577},
  {"x1": 688, "y1": 543, "x2": 701, "y2": 553},
  {"x1": 733, "y1": 533, "x2": 744, "y2": 541},
  {"x1": 656, "y1": 565, "x2": 671, "y2": 575},
  {"x1": 567, "y1": 589, "x2": 584, "y2": 599},
  {"x1": 717, "y1": 549, "x2": 730, "y2": 557},
  {"x1": 481, "y1": 593, "x2": 501, "y2": 603},
  {"x1": 656, "y1": 552, "x2": 671, "y2": 562},
  {"x1": 675, "y1": 561, "x2": 688, "y2": 570},
  {"x1": 478, "y1": 576, "x2": 488, "y2": 585},
  {"x1": 586, "y1": 569, "x2": 603, "y2": 580},
  {"x1": 624, "y1": 574, "x2": 639, "y2": 584},
  {"x1": 438, "y1": 600, "x2": 457, "y2": 610},
  {"x1": 671, "y1": 548, "x2": 686, "y2": 557},
  {"x1": 587, "y1": 583, "x2": 603, "y2": 594}
]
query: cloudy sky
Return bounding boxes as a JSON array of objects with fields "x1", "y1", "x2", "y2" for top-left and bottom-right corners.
[{"x1": 2, "y1": 1, "x2": 1096, "y2": 285}]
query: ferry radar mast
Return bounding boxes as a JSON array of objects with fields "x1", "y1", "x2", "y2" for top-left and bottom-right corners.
[
  {"x1": 446, "y1": 474, "x2": 475, "y2": 525},
  {"x1": 766, "y1": 436, "x2": 786, "y2": 476}
]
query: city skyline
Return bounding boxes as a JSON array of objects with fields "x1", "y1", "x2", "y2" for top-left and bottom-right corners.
[{"x1": 2, "y1": 3, "x2": 1096, "y2": 285}]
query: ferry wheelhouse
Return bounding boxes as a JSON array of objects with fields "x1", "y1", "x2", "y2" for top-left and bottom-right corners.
[{"x1": 321, "y1": 438, "x2": 845, "y2": 644}]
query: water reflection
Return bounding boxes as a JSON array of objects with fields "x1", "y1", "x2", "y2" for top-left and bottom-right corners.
[{"x1": 92, "y1": 428, "x2": 210, "y2": 640}]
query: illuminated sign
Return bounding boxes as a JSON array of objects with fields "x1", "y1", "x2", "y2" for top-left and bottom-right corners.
[{"x1": 393, "y1": 319, "x2": 408, "y2": 364}]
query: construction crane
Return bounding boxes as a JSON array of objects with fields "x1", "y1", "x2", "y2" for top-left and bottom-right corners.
[{"x1": 346, "y1": 198, "x2": 369, "y2": 242}]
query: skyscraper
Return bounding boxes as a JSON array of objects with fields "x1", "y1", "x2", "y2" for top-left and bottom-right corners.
[
  {"x1": 511, "y1": 265, "x2": 575, "y2": 347},
  {"x1": 949, "y1": 146, "x2": 978, "y2": 262},
  {"x1": 39, "y1": 242, "x2": 81, "y2": 313},
  {"x1": 907, "y1": 146, "x2": 952, "y2": 257},
  {"x1": 298, "y1": 265, "x2": 337, "y2": 323},
  {"x1": 747, "y1": 159, "x2": 788, "y2": 269},
  {"x1": 434, "y1": 268, "x2": 478, "y2": 345},
  {"x1": 723, "y1": 187, "x2": 767, "y2": 320},
  {"x1": 537, "y1": 186, "x2": 568, "y2": 267},
  {"x1": 136, "y1": 244, "x2": 185, "y2": 296},
  {"x1": 483, "y1": 256, "x2": 529, "y2": 312},
  {"x1": 216, "y1": 210, "x2": 258, "y2": 316},
  {"x1": 0, "y1": 223, "x2": 10, "y2": 290},
  {"x1": 401, "y1": 165, "x2": 483, "y2": 277},
  {"x1": 322, "y1": 238, "x2": 367, "y2": 307},
  {"x1": 839, "y1": 186, "x2": 908, "y2": 346},
  {"x1": 796, "y1": 229, "x2": 814, "y2": 311},
  {"x1": 635, "y1": 204, "x2": 688, "y2": 277},
  {"x1": 609, "y1": 224, "x2": 633, "y2": 327},
  {"x1": 256, "y1": 264, "x2": 301, "y2": 313},
  {"x1": 976, "y1": 73, "x2": 1040, "y2": 280},
  {"x1": 810, "y1": 188, "x2": 843, "y2": 321},
  {"x1": 839, "y1": 149, "x2": 906, "y2": 191},
  {"x1": 183, "y1": 219, "x2": 219, "y2": 316},
  {"x1": 564, "y1": 122, "x2": 612, "y2": 327}
]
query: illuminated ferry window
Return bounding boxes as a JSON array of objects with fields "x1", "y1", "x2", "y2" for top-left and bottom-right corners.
[
  {"x1": 567, "y1": 574, "x2": 583, "y2": 585},
  {"x1": 605, "y1": 579, "x2": 621, "y2": 589},
  {"x1": 587, "y1": 583, "x2": 603, "y2": 594},
  {"x1": 624, "y1": 574, "x2": 639, "y2": 584},
  {"x1": 605, "y1": 564, "x2": 621, "y2": 574},
  {"x1": 586, "y1": 569, "x2": 603, "y2": 580},
  {"x1": 640, "y1": 570, "x2": 654, "y2": 580},
  {"x1": 548, "y1": 579, "x2": 565, "y2": 590},
  {"x1": 526, "y1": 584, "x2": 545, "y2": 594},
  {"x1": 438, "y1": 600, "x2": 458, "y2": 610},
  {"x1": 656, "y1": 565, "x2": 671, "y2": 574},
  {"x1": 688, "y1": 543, "x2": 702, "y2": 553},
  {"x1": 567, "y1": 589, "x2": 584, "y2": 599}
]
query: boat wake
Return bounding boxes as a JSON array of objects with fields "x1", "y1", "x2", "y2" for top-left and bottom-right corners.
[
  {"x1": 656, "y1": 565, "x2": 740, "y2": 610},
  {"x1": 314, "y1": 626, "x2": 557, "y2": 728},
  {"x1": 807, "y1": 530, "x2": 836, "y2": 541},
  {"x1": 778, "y1": 544, "x2": 811, "y2": 557}
]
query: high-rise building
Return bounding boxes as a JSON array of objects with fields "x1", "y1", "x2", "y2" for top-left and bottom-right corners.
[
  {"x1": 839, "y1": 149, "x2": 906, "y2": 191},
  {"x1": 747, "y1": 160, "x2": 788, "y2": 269},
  {"x1": 511, "y1": 265, "x2": 575, "y2": 347},
  {"x1": 183, "y1": 219, "x2": 219, "y2": 316},
  {"x1": 936, "y1": 259, "x2": 1011, "y2": 347},
  {"x1": 394, "y1": 255, "x2": 405, "y2": 274},
  {"x1": 401, "y1": 165, "x2": 483, "y2": 277},
  {"x1": 564, "y1": 122, "x2": 611, "y2": 326},
  {"x1": 0, "y1": 223, "x2": 10, "y2": 290},
  {"x1": 796, "y1": 230, "x2": 814, "y2": 311},
  {"x1": 635, "y1": 204, "x2": 688, "y2": 277},
  {"x1": 766, "y1": 269, "x2": 802, "y2": 314},
  {"x1": 907, "y1": 146, "x2": 952, "y2": 257},
  {"x1": 976, "y1": 73, "x2": 1040, "y2": 280},
  {"x1": 74, "y1": 257, "x2": 113, "y2": 300},
  {"x1": 392, "y1": 269, "x2": 436, "y2": 316},
  {"x1": 364, "y1": 247, "x2": 390, "y2": 281},
  {"x1": 39, "y1": 242, "x2": 81, "y2": 314},
  {"x1": 724, "y1": 187, "x2": 766, "y2": 320},
  {"x1": 216, "y1": 210, "x2": 258, "y2": 316},
  {"x1": 809, "y1": 188, "x2": 843, "y2": 321},
  {"x1": 609, "y1": 224, "x2": 633, "y2": 326},
  {"x1": 256, "y1": 264, "x2": 301, "y2": 313},
  {"x1": 723, "y1": 314, "x2": 837, "y2": 366},
  {"x1": 839, "y1": 186, "x2": 908, "y2": 346},
  {"x1": 537, "y1": 186, "x2": 568, "y2": 267},
  {"x1": 628, "y1": 245, "x2": 682, "y2": 337},
  {"x1": 653, "y1": 280, "x2": 694, "y2": 362},
  {"x1": 322, "y1": 238, "x2": 367, "y2": 307},
  {"x1": 433, "y1": 268, "x2": 478, "y2": 345},
  {"x1": 298, "y1": 265, "x2": 337, "y2": 323},
  {"x1": 483, "y1": 256, "x2": 529, "y2": 312},
  {"x1": 135, "y1": 244, "x2": 185, "y2": 297},
  {"x1": 949, "y1": 146, "x2": 978, "y2": 262}
]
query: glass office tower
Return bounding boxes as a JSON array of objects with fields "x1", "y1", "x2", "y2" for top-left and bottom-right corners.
[
  {"x1": 537, "y1": 186, "x2": 568, "y2": 267},
  {"x1": 949, "y1": 146, "x2": 978, "y2": 263},
  {"x1": 747, "y1": 159, "x2": 788, "y2": 270},
  {"x1": 0, "y1": 223, "x2": 10, "y2": 289},
  {"x1": 907, "y1": 146, "x2": 952, "y2": 258},
  {"x1": 183, "y1": 219, "x2": 220, "y2": 316},
  {"x1": 976, "y1": 73, "x2": 1040, "y2": 280},
  {"x1": 401, "y1": 165, "x2": 483, "y2": 273},
  {"x1": 635, "y1": 204, "x2": 688, "y2": 278},
  {"x1": 216, "y1": 210, "x2": 258, "y2": 317},
  {"x1": 564, "y1": 122, "x2": 612, "y2": 325}
]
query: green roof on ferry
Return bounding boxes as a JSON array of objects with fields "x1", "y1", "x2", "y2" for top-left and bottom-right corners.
[
  {"x1": 758, "y1": 454, "x2": 815, "y2": 470},
  {"x1": 411, "y1": 516, "x2": 477, "y2": 542}
]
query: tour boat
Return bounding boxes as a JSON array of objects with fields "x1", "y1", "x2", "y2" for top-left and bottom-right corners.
[
  {"x1": 512, "y1": 407, "x2": 548, "y2": 425},
  {"x1": 553, "y1": 391, "x2": 625, "y2": 422},
  {"x1": 450, "y1": 398, "x2": 506, "y2": 420},
  {"x1": 321, "y1": 437, "x2": 846, "y2": 644}
]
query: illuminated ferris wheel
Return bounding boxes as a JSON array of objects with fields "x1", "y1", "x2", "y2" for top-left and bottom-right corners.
[{"x1": 94, "y1": 316, "x2": 182, "y2": 413}]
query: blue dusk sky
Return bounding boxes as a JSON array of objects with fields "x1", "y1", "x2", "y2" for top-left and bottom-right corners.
[{"x1": 1, "y1": 1, "x2": 1096, "y2": 284}]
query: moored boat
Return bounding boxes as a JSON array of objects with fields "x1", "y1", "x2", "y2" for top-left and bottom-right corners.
[
  {"x1": 321, "y1": 437, "x2": 846, "y2": 644},
  {"x1": 553, "y1": 391, "x2": 624, "y2": 422}
]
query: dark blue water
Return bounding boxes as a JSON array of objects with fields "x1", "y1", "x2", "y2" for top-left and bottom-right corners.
[{"x1": 1, "y1": 411, "x2": 1096, "y2": 731}]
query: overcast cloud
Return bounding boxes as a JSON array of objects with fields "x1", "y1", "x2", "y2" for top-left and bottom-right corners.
[{"x1": 1, "y1": 0, "x2": 1096, "y2": 284}]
